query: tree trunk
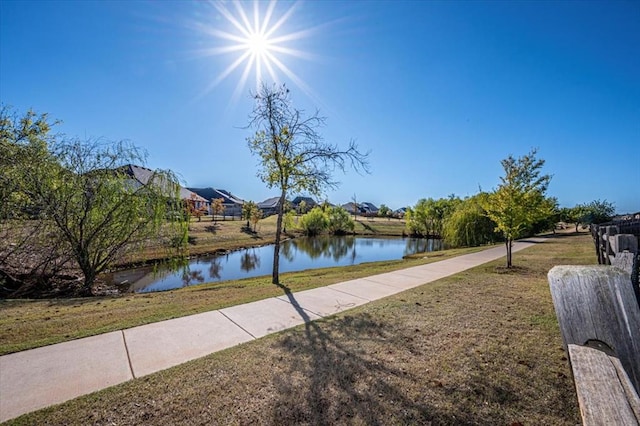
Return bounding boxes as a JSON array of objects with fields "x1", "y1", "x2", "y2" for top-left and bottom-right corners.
[
  {"x1": 575, "y1": 223, "x2": 579, "y2": 233},
  {"x1": 506, "y1": 238, "x2": 513, "y2": 268},
  {"x1": 272, "y1": 190, "x2": 286, "y2": 284},
  {"x1": 79, "y1": 264, "x2": 96, "y2": 295}
]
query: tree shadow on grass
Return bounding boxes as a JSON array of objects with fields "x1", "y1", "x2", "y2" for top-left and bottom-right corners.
[
  {"x1": 269, "y1": 282, "x2": 498, "y2": 425},
  {"x1": 203, "y1": 225, "x2": 218, "y2": 234},
  {"x1": 240, "y1": 225, "x2": 263, "y2": 240}
]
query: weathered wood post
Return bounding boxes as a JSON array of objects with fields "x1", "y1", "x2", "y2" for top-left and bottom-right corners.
[
  {"x1": 590, "y1": 224, "x2": 600, "y2": 264},
  {"x1": 609, "y1": 233, "x2": 640, "y2": 310},
  {"x1": 549, "y1": 265, "x2": 640, "y2": 424},
  {"x1": 549, "y1": 265, "x2": 640, "y2": 389},
  {"x1": 603, "y1": 225, "x2": 618, "y2": 265},
  {"x1": 597, "y1": 226, "x2": 607, "y2": 264}
]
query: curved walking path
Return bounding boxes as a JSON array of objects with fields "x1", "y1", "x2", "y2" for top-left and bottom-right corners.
[{"x1": 0, "y1": 239, "x2": 545, "y2": 422}]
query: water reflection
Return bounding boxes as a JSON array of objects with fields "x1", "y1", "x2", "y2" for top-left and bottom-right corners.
[
  {"x1": 404, "y1": 238, "x2": 442, "y2": 255},
  {"x1": 208, "y1": 257, "x2": 223, "y2": 279},
  {"x1": 289, "y1": 236, "x2": 356, "y2": 262},
  {"x1": 181, "y1": 268, "x2": 205, "y2": 287},
  {"x1": 240, "y1": 250, "x2": 260, "y2": 272},
  {"x1": 112, "y1": 236, "x2": 442, "y2": 293}
]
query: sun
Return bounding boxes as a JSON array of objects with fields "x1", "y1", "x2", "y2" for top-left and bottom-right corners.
[
  {"x1": 195, "y1": 0, "x2": 317, "y2": 103},
  {"x1": 248, "y1": 33, "x2": 269, "y2": 56}
]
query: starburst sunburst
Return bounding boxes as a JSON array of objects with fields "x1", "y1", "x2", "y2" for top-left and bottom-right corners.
[{"x1": 195, "y1": 0, "x2": 317, "y2": 103}]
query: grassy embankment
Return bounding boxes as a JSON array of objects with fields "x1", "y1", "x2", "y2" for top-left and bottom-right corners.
[{"x1": 4, "y1": 233, "x2": 594, "y2": 425}]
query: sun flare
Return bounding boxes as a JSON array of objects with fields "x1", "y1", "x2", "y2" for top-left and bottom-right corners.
[{"x1": 195, "y1": 0, "x2": 317, "y2": 103}]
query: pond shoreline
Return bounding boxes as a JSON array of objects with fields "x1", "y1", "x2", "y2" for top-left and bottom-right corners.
[
  {"x1": 113, "y1": 229, "x2": 419, "y2": 273},
  {"x1": 115, "y1": 235, "x2": 443, "y2": 294}
]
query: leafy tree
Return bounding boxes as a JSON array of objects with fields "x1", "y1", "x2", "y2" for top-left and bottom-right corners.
[
  {"x1": 283, "y1": 209, "x2": 296, "y2": 233},
  {"x1": 300, "y1": 207, "x2": 329, "y2": 236},
  {"x1": 443, "y1": 193, "x2": 500, "y2": 247},
  {"x1": 186, "y1": 194, "x2": 206, "y2": 222},
  {"x1": 0, "y1": 106, "x2": 58, "y2": 219},
  {"x1": 249, "y1": 205, "x2": 263, "y2": 232},
  {"x1": 378, "y1": 204, "x2": 391, "y2": 220},
  {"x1": 404, "y1": 207, "x2": 414, "y2": 235},
  {"x1": 483, "y1": 149, "x2": 551, "y2": 268},
  {"x1": 529, "y1": 196, "x2": 560, "y2": 235},
  {"x1": 326, "y1": 206, "x2": 355, "y2": 235},
  {"x1": 246, "y1": 83, "x2": 369, "y2": 284},
  {"x1": 405, "y1": 197, "x2": 460, "y2": 237},
  {"x1": 41, "y1": 139, "x2": 186, "y2": 293},
  {"x1": 297, "y1": 200, "x2": 307, "y2": 216},
  {"x1": 242, "y1": 201, "x2": 258, "y2": 229},
  {"x1": 559, "y1": 206, "x2": 584, "y2": 232},
  {"x1": 561, "y1": 200, "x2": 615, "y2": 232},
  {"x1": 1, "y1": 110, "x2": 187, "y2": 296},
  {"x1": 211, "y1": 198, "x2": 225, "y2": 223},
  {"x1": 582, "y1": 199, "x2": 615, "y2": 225},
  {"x1": 0, "y1": 106, "x2": 64, "y2": 294},
  {"x1": 405, "y1": 199, "x2": 427, "y2": 236}
]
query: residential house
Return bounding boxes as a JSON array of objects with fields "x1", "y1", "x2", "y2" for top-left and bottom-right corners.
[
  {"x1": 120, "y1": 164, "x2": 209, "y2": 210},
  {"x1": 360, "y1": 202, "x2": 379, "y2": 216},
  {"x1": 341, "y1": 201, "x2": 379, "y2": 217},
  {"x1": 394, "y1": 207, "x2": 408, "y2": 218},
  {"x1": 258, "y1": 196, "x2": 283, "y2": 216},
  {"x1": 188, "y1": 187, "x2": 244, "y2": 217},
  {"x1": 341, "y1": 202, "x2": 364, "y2": 215},
  {"x1": 291, "y1": 196, "x2": 317, "y2": 213}
]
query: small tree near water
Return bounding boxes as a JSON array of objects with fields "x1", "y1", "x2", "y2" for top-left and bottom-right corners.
[
  {"x1": 242, "y1": 201, "x2": 258, "y2": 230},
  {"x1": 211, "y1": 198, "x2": 225, "y2": 223},
  {"x1": 483, "y1": 149, "x2": 552, "y2": 268},
  {"x1": 246, "y1": 84, "x2": 369, "y2": 284}
]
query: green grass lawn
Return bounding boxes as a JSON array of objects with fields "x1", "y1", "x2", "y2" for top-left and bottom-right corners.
[{"x1": 5, "y1": 233, "x2": 595, "y2": 425}]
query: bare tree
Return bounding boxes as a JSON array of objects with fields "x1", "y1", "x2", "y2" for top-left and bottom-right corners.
[
  {"x1": 351, "y1": 193, "x2": 359, "y2": 220},
  {"x1": 247, "y1": 84, "x2": 369, "y2": 284}
]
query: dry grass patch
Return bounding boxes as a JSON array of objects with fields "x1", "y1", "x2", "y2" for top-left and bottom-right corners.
[{"x1": 7, "y1": 233, "x2": 593, "y2": 425}]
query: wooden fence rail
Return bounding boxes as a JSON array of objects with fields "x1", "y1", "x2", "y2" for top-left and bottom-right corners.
[
  {"x1": 590, "y1": 220, "x2": 640, "y2": 307},
  {"x1": 549, "y1": 263, "x2": 640, "y2": 424}
]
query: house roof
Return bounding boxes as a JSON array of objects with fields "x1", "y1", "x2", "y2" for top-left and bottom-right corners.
[
  {"x1": 361, "y1": 202, "x2": 379, "y2": 212},
  {"x1": 291, "y1": 196, "x2": 316, "y2": 206},
  {"x1": 188, "y1": 187, "x2": 244, "y2": 205},
  {"x1": 216, "y1": 189, "x2": 244, "y2": 205},
  {"x1": 341, "y1": 202, "x2": 363, "y2": 213},
  {"x1": 121, "y1": 165, "x2": 207, "y2": 202},
  {"x1": 258, "y1": 196, "x2": 281, "y2": 209}
]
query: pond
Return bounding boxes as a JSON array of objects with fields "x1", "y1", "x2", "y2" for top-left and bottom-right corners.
[{"x1": 111, "y1": 236, "x2": 443, "y2": 293}]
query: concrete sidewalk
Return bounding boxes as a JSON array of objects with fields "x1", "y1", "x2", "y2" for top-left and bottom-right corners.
[{"x1": 0, "y1": 239, "x2": 544, "y2": 422}]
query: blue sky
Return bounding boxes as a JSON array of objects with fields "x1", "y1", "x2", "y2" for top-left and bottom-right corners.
[{"x1": 1, "y1": 0, "x2": 638, "y2": 213}]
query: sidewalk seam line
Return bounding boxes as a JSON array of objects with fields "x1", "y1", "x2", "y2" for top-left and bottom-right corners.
[
  {"x1": 121, "y1": 330, "x2": 136, "y2": 380},
  {"x1": 328, "y1": 286, "x2": 375, "y2": 301},
  {"x1": 219, "y1": 311, "x2": 257, "y2": 339},
  {"x1": 274, "y1": 296, "x2": 325, "y2": 319}
]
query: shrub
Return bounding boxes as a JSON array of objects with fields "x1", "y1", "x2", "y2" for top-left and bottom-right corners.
[
  {"x1": 326, "y1": 206, "x2": 355, "y2": 235},
  {"x1": 300, "y1": 207, "x2": 328, "y2": 236}
]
